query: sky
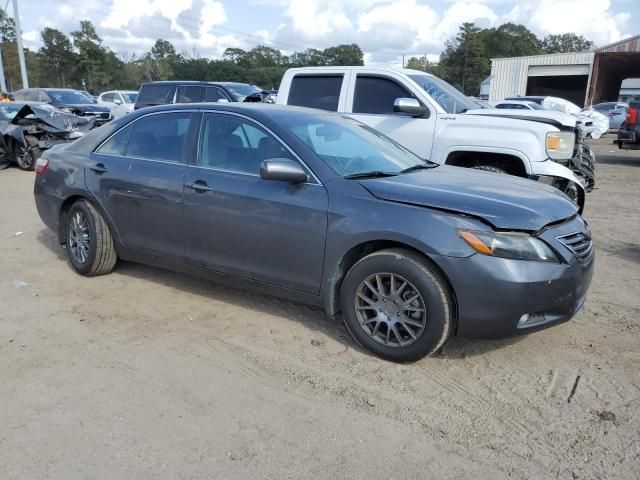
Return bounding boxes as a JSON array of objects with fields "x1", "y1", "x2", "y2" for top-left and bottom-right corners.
[{"x1": 15, "y1": 0, "x2": 640, "y2": 65}]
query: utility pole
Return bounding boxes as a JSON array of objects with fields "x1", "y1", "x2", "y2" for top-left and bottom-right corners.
[
  {"x1": 0, "y1": 44, "x2": 6, "y2": 92},
  {"x1": 402, "y1": 54, "x2": 405, "y2": 68},
  {"x1": 12, "y1": 0, "x2": 28, "y2": 89}
]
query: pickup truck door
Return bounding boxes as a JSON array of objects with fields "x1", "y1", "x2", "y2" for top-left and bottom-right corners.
[{"x1": 345, "y1": 73, "x2": 437, "y2": 160}]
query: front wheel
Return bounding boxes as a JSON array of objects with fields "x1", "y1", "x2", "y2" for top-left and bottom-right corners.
[
  {"x1": 340, "y1": 249, "x2": 453, "y2": 362},
  {"x1": 65, "y1": 200, "x2": 117, "y2": 276},
  {"x1": 14, "y1": 136, "x2": 42, "y2": 171}
]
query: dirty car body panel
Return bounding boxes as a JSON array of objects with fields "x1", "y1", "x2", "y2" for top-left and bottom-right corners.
[{"x1": 34, "y1": 103, "x2": 594, "y2": 341}]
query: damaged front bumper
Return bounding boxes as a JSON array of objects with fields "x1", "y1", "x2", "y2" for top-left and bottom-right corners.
[{"x1": 569, "y1": 142, "x2": 596, "y2": 192}]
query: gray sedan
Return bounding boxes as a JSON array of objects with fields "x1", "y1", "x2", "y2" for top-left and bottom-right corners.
[{"x1": 34, "y1": 104, "x2": 594, "y2": 362}]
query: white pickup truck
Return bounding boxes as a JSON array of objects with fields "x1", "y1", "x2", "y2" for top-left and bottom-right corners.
[{"x1": 276, "y1": 66, "x2": 595, "y2": 209}]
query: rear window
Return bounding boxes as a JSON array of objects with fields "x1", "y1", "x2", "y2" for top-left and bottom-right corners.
[
  {"x1": 287, "y1": 75, "x2": 343, "y2": 112},
  {"x1": 137, "y1": 84, "x2": 173, "y2": 105}
]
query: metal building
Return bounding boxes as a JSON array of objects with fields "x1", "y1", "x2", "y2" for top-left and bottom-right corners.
[{"x1": 488, "y1": 35, "x2": 640, "y2": 107}]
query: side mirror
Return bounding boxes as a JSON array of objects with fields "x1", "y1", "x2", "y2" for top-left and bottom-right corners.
[
  {"x1": 260, "y1": 159, "x2": 308, "y2": 184},
  {"x1": 114, "y1": 98, "x2": 122, "y2": 105},
  {"x1": 394, "y1": 98, "x2": 427, "y2": 118}
]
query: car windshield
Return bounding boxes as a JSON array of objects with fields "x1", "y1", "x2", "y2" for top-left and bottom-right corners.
[
  {"x1": 408, "y1": 74, "x2": 477, "y2": 114},
  {"x1": 527, "y1": 103, "x2": 544, "y2": 110},
  {"x1": 225, "y1": 84, "x2": 262, "y2": 101},
  {"x1": 122, "y1": 93, "x2": 138, "y2": 103},
  {"x1": 48, "y1": 90, "x2": 95, "y2": 104},
  {"x1": 279, "y1": 112, "x2": 431, "y2": 177}
]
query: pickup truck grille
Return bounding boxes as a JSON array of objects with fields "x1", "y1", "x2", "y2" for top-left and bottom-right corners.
[
  {"x1": 556, "y1": 231, "x2": 594, "y2": 265},
  {"x1": 571, "y1": 142, "x2": 595, "y2": 191}
]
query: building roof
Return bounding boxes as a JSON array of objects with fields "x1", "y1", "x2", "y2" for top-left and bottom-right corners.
[{"x1": 596, "y1": 35, "x2": 640, "y2": 54}]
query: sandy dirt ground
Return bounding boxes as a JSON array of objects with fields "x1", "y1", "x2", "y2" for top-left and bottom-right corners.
[{"x1": 0, "y1": 136, "x2": 639, "y2": 479}]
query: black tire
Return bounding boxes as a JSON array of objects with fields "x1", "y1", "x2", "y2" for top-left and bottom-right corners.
[
  {"x1": 340, "y1": 248, "x2": 453, "y2": 363},
  {"x1": 65, "y1": 200, "x2": 117, "y2": 276},
  {"x1": 473, "y1": 165, "x2": 507, "y2": 174},
  {"x1": 13, "y1": 136, "x2": 41, "y2": 171}
]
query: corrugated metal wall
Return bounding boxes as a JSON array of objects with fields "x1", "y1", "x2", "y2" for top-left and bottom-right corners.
[{"x1": 489, "y1": 52, "x2": 594, "y2": 102}]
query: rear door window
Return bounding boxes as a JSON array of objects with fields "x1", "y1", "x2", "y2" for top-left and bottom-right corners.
[
  {"x1": 26, "y1": 90, "x2": 40, "y2": 101},
  {"x1": 353, "y1": 76, "x2": 415, "y2": 114},
  {"x1": 126, "y1": 112, "x2": 193, "y2": 162},
  {"x1": 177, "y1": 86, "x2": 204, "y2": 103},
  {"x1": 137, "y1": 84, "x2": 173, "y2": 106},
  {"x1": 287, "y1": 75, "x2": 343, "y2": 112}
]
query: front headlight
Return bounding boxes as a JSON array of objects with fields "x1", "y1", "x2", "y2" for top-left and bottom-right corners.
[
  {"x1": 458, "y1": 230, "x2": 559, "y2": 262},
  {"x1": 546, "y1": 131, "x2": 575, "y2": 160},
  {"x1": 60, "y1": 107, "x2": 73, "y2": 113}
]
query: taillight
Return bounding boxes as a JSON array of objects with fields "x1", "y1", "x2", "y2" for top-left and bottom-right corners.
[
  {"x1": 35, "y1": 157, "x2": 49, "y2": 174},
  {"x1": 627, "y1": 107, "x2": 638, "y2": 125}
]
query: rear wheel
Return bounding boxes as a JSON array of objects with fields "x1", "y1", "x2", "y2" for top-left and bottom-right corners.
[
  {"x1": 66, "y1": 200, "x2": 117, "y2": 276},
  {"x1": 340, "y1": 249, "x2": 453, "y2": 362}
]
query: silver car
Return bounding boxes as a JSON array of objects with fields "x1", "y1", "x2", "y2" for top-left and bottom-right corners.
[{"x1": 592, "y1": 102, "x2": 628, "y2": 131}]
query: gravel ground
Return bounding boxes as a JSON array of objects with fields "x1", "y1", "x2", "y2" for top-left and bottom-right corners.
[{"x1": 0, "y1": 136, "x2": 639, "y2": 479}]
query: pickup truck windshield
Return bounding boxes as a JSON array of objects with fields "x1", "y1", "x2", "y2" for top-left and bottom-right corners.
[
  {"x1": 280, "y1": 113, "x2": 429, "y2": 177},
  {"x1": 408, "y1": 75, "x2": 476, "y2": 114}
]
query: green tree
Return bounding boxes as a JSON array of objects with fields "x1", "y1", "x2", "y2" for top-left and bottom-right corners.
[
  {"x1": 0, "y1": 9, "x2": 16, "y2": 42},
  {"x1": 406, "y1": 56, "x2": 439, "y2": 75},
  {"x1": 39, "y1": 27, "x2": 76, "y2": 87},
  {"x1": 438, "y1": 23, "x2": 487, "y2": 95},
  {"x1": 481, "y1": 23, "x2": 541, "y2": 58},
  {"x1": 322, "y1": 44, "x2": 364, "y2": 65},
  {"x1": 541, "y1": 33, "x2": 594, "y2": 53}
]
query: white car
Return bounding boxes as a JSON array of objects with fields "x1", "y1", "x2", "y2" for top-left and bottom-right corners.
[
  {"x1": 493, "y1": 100, "x2": 545, "y2": 110},
  {"x1": 97, "y1": 90, "x2": 138, "y2": 118},
  {"x1": 277, "y1": 66, "x2": 595, "y2": 208}
]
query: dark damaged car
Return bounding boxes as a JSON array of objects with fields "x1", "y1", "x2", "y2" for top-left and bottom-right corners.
[
  {"x1": 34, "y1": 104, "x2": 595, "y2": 362},
  {"x1": 14, "y1": 88, "x2": 112, "y2": 127},
  {"x1": 0, "y1": 102, "x2": 94, "y2": 170}
]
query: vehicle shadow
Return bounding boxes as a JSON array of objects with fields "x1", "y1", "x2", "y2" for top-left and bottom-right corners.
[
  {"x1": 595, "y1": 154, "x2": 640, "y2": 167},
  {"x1": 37, "y1": 228, "x2": 524, "y2": 361}
]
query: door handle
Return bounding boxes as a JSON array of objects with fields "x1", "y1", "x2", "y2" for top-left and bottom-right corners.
[
  {"x1": 90, "y1": 163, "x2": 108, "y2": 174},
  {"x1": 187, "y1": 180, "x2": 213, "y2": 192}
]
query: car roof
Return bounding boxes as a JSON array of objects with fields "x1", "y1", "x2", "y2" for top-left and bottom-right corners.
[
  {"x1": 128, "y1": 102, "x2": 337, "y2": 122},
  {"x1": 496, "y1": 100, "x2": 534, "y2": 105},
  {"x1": 285, "y1": 66, "x2": 434, "y2": 78},
  {"x1": 140, "y1": 81, "x2": 229, "y2": 87}
]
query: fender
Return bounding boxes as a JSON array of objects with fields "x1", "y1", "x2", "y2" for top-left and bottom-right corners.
[{"x1": 439, "y1": 145, "x2": 532, "y2": 173}]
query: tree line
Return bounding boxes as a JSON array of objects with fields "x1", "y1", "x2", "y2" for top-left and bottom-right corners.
[
  {"x1": 0, "y1": 12, "x2": 593, "y2": 96},
  {"x1": 407, "y1": 23, "x2": 594, "y2": 95}
]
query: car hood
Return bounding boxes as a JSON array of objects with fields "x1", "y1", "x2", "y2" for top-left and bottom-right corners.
[
  {"x1": 358, "y1": 166, "x2": 578, "y2": 231},
  {"x1": 465, "y1": 108, "x2": 578, "y2": 130}
]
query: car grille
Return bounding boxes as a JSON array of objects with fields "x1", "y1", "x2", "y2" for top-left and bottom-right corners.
[
  {"x1": 571, "y1": 142, "x2": 595, "y2": 191},
  {"x1": 556, "y1": 231, "x2": 594, "y2": 264}
]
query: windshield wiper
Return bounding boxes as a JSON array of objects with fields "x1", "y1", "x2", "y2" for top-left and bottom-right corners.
[
  {"x1": 400, "y1": 163, "x2": 438, "y2": 174},
  {"x1": 343, "y1": 171, "x2": 398, "y2": 180}
]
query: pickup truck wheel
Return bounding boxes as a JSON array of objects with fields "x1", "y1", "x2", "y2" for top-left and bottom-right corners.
[
  {"x1": 473, "y1": 165, "x2": 506, "y2": 174},
  {"x1": 66, "y1": 200, "x2": 117, "y2": 276},
  {"x1": 340, "y1": 248, "x2": 453, "y2": 363}
]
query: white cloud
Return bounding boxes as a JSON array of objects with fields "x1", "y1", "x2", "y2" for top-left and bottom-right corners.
[{"x1": 503, "y1": 0, "x2": 630, "y2": 46}]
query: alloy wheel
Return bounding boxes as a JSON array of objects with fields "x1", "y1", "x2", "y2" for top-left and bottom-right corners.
[
  {"x1": 69, "y1": 211, "x2": 91, "y2": 264},
  {"x1": 354, "y1": 273, "x2": 427, "y2": 347}
]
